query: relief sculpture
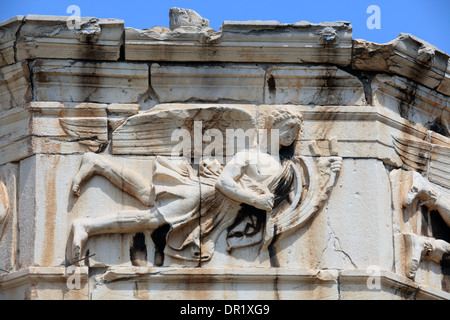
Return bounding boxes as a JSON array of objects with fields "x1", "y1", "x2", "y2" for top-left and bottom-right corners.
[
  {"x1": 68, "y1": 106, "x2": 342, "y2": 265},
  {"x1": 392, "y1": 134, "x2": 450, "y2": 279},
  {"x1": 0, "y1": 177, "x2": 9, "y2": 242}
]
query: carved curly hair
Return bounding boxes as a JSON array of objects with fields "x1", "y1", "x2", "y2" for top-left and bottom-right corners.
[{"x1": 268, "y1": 107, "x2": 303, "y2": 129}]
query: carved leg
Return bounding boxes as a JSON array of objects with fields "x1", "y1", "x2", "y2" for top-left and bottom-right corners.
[
  {"x1": 72, "y1": 153, "x2": 154, "y2": 206},
  {"x1": 70, "y1": 208, "x2": 166, "y2": 262}
]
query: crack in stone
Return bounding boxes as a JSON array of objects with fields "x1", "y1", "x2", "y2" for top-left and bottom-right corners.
[
  {"x1": 321, "y1": 205, "x2": 359, "y2": 269},
  {"x1": 12, "y1": 17, "x2": 25, "y2": 63}
]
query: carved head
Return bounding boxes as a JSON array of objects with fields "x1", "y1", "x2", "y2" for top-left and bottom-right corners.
[
  {"x1": 416, "y1": 45, "x2": 435, "y2": 68},
  {"x1": 268, "y1": 108, "x2": 303, "y2": 147},
  {"x1": 169, "y1": 7, "x2": 210, "y2": 31}
]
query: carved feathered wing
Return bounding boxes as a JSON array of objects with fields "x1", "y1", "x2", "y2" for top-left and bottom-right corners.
[
  {"x1": 392, "y1": 134, "x2": 450, "y2": 189},
  {"x1": 263, "y1": 156, "x2": 338, "y2": 248},
  {"x1": 112, "y1": 106, "x2": 256, "y2": 157},
  {"x1": 59, "y1": 118, "x2": 108, "y2": 152}
]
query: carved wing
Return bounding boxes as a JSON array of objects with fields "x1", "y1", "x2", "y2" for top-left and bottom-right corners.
[
  {"x1": 112, "y1": 105, "x2": 256, "y2": 157},
  {"x1": 392, "y1": 134, "x2": 450, "y2": 189},
  {"x1": 263, "y1": 156, "x2": 339, "y2": 248},
  {"x1": 59, "y1": 118, "x2": 108, "y2": 152}
]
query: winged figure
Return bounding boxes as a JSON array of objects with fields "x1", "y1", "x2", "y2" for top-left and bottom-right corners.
[
  {"x1": 392, "y1": 133, "x2": 450, "y2": 279},
  {"x1": 67, "y1": 105, "x2": 342, "y2": 265}
]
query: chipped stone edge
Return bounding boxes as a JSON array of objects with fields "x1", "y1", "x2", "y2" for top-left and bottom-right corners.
[
  {"x1": 339, "y1": 269, "x2": 450, "y2": 300},
  {"x1": 100, "y1": 267, "x2": 339, "y2": 283},
  {"x1": 0, "y1": 15, "x2": 124, "y2": 65},
  {"x1": 1, "y1": 266, "x2": 448, "y2": 299},
  {"x1": 352, "y1": 34, "x2": 450, "y2": 95},
  {"x1": 0, "y1": 266, "x2": 89, "y2": 289},
  {"x1": 0, "y1": 14, "x2": 449, "y2": 96}
]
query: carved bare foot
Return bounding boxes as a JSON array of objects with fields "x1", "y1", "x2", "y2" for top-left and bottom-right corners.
[
  {"x1": 403, "y1": 233, "x2": 426, "y2": 279},
  {"x1": 72, "y1": 153, "x2": 102, "y2": 197},
  {"x1": 71, "y1": 220, "x2": 89, "y2": 263}
]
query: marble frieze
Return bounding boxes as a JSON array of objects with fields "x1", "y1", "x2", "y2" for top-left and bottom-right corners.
[{"x1": 0, "y1": 7, "x2": 449, "y2": 300}]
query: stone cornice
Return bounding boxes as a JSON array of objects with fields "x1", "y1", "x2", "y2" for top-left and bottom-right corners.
[
  {"x1": 0, "y1": 15, "x2": 448, "y2": 92},
  {"x1": 0, "y1": 15, "x2": 449, "y2": 96},
  {"x1": 0, "y1": 15, "x2": 448, "y2": 167},
  {"x1": 125, "y1": 20, "x2": 353, "y2": 66}
]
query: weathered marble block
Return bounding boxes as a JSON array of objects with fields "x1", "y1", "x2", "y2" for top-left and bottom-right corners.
[
  {"x1": 437, "y1": 58, "x2": 450, "y2": 96},
  {"x1": 16, "y1": 15, "x2": 124, "y2": 62},
  {"x1": 31, "y1": 60, "x2": 149, "y2": 104},
  {"x1": 372, "y1": 74, "x2": 449, "y2": 130},
  {"x1": 150, "y1": 64, "x2": 366, "y2": 106},
  {"x1": 0, "y1": 16, "x2": 25, "y2": 67},
  {"x1": 352, "y1": 33, "x2": 449, "y2": 92},
  {"x1": 90, "y1": 268, "x2": 340, "y2": 300},
  {"x1": 264, "y1": 66, "x2": 366, "y2": 106},
  {"x1": 0, "y1": 102, "x2": 140, "y2": 166},
  {"x1": 0, "y1": 267, "x2": 89, "y2": 300},
  {"x1": 150, "y1": 64, "x2": 266, "y2": 103},
  {"x1": 0, "y1": 61, "x2": 32, "y2": 110},
  {"x1": 125, "y1": 21, "x2": 352, "y2": 66}
]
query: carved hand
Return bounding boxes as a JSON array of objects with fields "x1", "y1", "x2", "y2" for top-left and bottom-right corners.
[
  {"x1": 328, "y1": 156, "x2": 342, "y2": 172},
  {"x1": 253, "y1": 192, "x2": 274, "y2": 211}
]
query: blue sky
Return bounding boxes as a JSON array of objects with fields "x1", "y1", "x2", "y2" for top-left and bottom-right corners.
[{"x1": 1, "y1": 0, "x2": 450, "y2": 53}]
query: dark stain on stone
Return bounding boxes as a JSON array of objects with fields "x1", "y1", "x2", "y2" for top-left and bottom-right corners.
[
  {"x1": 427, "y1": 117, "x2": 449, "y2": 137},
  {"x1": 267, "y1": 74, "x2": 276, "y2": 101},
  {"x1": 130, "y1": 232, "x2": 148, "y2": 266},
  {"x1": 420, "y1": 205, "x2": 431, "y2": 237},
  {"x1": 397, "y1": 81, "x2": 418, "y2": 124},
  {"x1": 267, "y1": 233, "x2": 281, "y2": 268},
  {"x1": 316, "y1": 67, "x2": 338, "y2": 105},
  {"x1": 429, "y1": 209, "x2": 450, "y2": 293},
  {"x1": 151, "y1": 224, "x2": 170, "y2": 266}
]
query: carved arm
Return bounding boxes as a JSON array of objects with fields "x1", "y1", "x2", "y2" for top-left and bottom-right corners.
[{"x1": 216, "y1": 159, "x2": 274, "y2": 211}]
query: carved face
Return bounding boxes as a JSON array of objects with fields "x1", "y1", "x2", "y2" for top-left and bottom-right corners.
[{"x1": 274, "y1": 118, "x2": 301, "y2": 147}]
